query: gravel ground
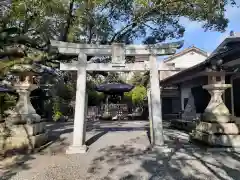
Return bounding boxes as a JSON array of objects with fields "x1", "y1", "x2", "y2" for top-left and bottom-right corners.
[{"x1": 1, "y1": 120, "x2": 240, "y2": 180}]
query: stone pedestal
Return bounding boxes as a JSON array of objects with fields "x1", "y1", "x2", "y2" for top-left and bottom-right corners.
[
  {"x1": 191, "y1": 83, "x2": 240, "y2": 147},
  {"x1": 0, "y1": 73, "x2": 48, "y2": 152}
]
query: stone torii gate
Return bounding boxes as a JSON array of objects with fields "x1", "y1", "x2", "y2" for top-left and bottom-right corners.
[{"x1": 51, "y1": 40, "x2": 182, "y2": 154}]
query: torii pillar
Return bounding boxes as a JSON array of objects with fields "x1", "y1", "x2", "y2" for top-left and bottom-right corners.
[
  {"x1": 149, "y1": 55, "x2": 164, "y2": 146},
  {"x1": 66, "y1": 53, "x2": 88, "y2": 154}
]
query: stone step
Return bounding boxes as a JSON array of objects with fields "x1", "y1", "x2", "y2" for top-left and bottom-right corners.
[
  {"x1": 196, "y1": 122, "x2": 240, "y2": 134},
  {"x1": 170, "y1": 119, "x2": 196, "y2": 132},
  {"x1": 191, "y1": 130, "x2": 240, "y2": 147}
]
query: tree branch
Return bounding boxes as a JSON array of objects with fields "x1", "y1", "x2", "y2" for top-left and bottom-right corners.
[
  {"x1": 60, "y1": 0, "x2": 75, "y2": 41},
  {"x1": 108, "y1": 2, "x2": 168, "y2": 43}
]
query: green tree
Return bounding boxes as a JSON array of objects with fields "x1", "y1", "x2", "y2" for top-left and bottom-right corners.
[
  {"x1": 129, "y1": 71, "x2": 150, "y2": 88},
  {"x1": 124, "y1": 85, "x2": 147, "y2": 106},
  {"x1": 130, "y1": 72, "x2": 143, "y2": 86},
  {"x1": 132, "y1": 86, "x2": 147, "y2": 106},
  {"x1": 105, "y1": 72, "x2": 124, "y2": 83}
]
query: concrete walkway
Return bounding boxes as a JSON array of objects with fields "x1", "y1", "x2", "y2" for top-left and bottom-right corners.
[{"x1": 1, "y1": 120, "x2": 240, "y2": 180}]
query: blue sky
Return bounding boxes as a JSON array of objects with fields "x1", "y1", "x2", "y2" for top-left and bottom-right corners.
[
  {"x1": 179, "y1": 4, "x2": 240, "y2": 54},
  {"x1": 133, "y1": 4, "x2": 240, "y2": 54}
]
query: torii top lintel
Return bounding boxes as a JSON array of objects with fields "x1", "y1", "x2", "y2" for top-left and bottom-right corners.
[{"x1": 50, "y1": 40, "x2": 184, "y2": 57}]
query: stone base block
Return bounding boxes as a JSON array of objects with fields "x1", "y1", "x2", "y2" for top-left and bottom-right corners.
[
  {"x1": 190, "y1": 131, "x2": 240, "y2": 147},
  {"x1": 196, "y1": 122, "x2": 240, "y2": 134},
  {"x1": 21, "y1": 113, "x2": 42, "y2": 124},
  {"x1": 0, "y1": 121, "x2": 48, "y2": 152},
  {"x1": 170, "y1": 119, "x2": 197, "y2": 132},
  {"x1": 10, "y1": 122, "x2": 46, "y2": 136},
  {"x1": 1, "y1": 132, "x2": 48, "y2": 150},
  {"x1": 66, "y1": 145, "x2": 88, "y2": 154},
  {"x1": 30, "y1": 133, "x2": 48, "y2": 148},
  {"x1": 1, "y1": 121, "x2": 48, "y2": 152}
]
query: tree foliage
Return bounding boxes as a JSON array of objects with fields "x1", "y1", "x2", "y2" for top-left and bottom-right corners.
[
  {"x1": 105, "y1": 72, "x2": 124, "y2": 83},
  {"x1": 0, "y1": 0, "x2": 237, "y2": 51},
  {"x1": 129, "y1": 71, "x2": 149, "y2": 87},
  {"x1": 88, "y1": 90, "x2": 104, "y2": 106},
  {"x1": 0, "y1": 0, "x2": 238, "y2": 118},
  {"x1": 132, "y1": 85, "x2": 147, "y2": 105},
  {"x1": 0, "y1": 0, "x2": 237, "y2": 69},
  {"x1": 0, "y1": 0, "x2": 237, "y2": 71},
  {"x1": 124, "y1": 85, "x2": 147, "y2": 106}
]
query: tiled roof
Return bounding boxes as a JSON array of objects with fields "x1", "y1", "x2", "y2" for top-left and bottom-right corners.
[
  {"x1": 163, "y1": 46, "x2": 208, "y2": 62},
  {"x1": 160, "y1": 35, "x2": 240, "y2": 85}
]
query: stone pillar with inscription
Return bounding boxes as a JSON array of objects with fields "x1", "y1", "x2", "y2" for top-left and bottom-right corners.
[{"x1": 191, "y1": 75, "x2": 240, "y2": 147}]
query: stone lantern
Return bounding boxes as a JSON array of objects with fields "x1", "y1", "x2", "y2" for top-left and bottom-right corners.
[
  {"x1": 2, "y1": 64, "x2": 48, "y2": 151},
  {"x1": 191, "y1": 74, "x2": 240, "y2": 147}
]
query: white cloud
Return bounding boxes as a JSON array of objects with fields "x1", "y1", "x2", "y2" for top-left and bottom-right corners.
[{"x1": 179, "y1": 17, "x2": 203, "y2": 33}]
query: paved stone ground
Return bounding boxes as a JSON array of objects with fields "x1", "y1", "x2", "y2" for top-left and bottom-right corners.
[{"x1": 1, "y1": 120, "x2": 240, "y2": 180}]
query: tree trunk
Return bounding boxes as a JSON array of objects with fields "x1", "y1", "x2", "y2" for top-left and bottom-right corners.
[{"x1": 60, "y1": 0, "x2": 74, "y2": 42}]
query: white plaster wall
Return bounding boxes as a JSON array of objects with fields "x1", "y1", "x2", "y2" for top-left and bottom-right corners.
[
  {"x1": 166, "y1": 51, "x2": 207, "y2": 69},
  {"x1": 159, "y1": 61, "x2": 180, "y2": 81}
]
